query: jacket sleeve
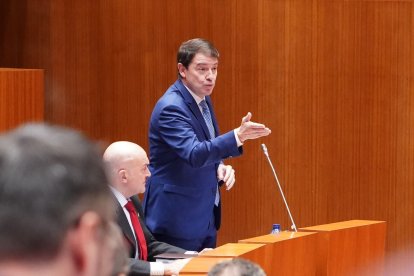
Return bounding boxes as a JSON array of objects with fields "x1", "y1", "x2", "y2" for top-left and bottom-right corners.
[
  {"x1": 127, "y1": 258, "x2": 151, "y2": 276},
  {"x1": 155, "y1": 104, "x2": 242, "y2": 168}
]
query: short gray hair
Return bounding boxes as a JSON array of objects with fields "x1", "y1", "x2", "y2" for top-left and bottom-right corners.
[
  {"x1": 208, "y1": 258, "x2": 266, "y2": 276},
  {"x1": 0, "y1": 123, "x2": 114, "y2": 261}
]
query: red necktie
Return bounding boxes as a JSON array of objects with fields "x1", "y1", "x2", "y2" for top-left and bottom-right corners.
[{"x1": 124, "y1": 200, "x2": 148, "y2": 261}]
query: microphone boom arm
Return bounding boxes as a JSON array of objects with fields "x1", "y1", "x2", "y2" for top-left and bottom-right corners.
[{"x1": 261, "y1": 144, "x2": 298, "y2": 232}]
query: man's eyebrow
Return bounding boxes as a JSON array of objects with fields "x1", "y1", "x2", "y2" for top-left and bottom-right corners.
[{"x1": 195, "y1": 62, "x2": 218, "y2": 66}]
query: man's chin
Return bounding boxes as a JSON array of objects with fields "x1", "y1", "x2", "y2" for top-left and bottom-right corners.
[{"x1": 204, "y1": 88, "x2": 214, "y2": 95}]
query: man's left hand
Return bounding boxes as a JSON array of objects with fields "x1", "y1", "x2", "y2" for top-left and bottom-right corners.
[{"x1": 217, "y1": 164, "x2": 236, "y2": 190}]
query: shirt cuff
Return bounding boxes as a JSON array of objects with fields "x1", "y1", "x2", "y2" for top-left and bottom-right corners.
[
  {"x1": 150, "y1": 262, "x2": 165, "y2": 276},
  {"x1": 234, "y1": 129, "x2": 243, "y2": 147}
]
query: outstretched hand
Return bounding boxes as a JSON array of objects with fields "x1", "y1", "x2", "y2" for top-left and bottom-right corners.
[{"x1": 235, "y1": 112, "x2": 271, "y2": 143}]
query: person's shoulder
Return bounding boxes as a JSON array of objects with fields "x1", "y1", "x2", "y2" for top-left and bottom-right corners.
[
  {"x1": 151, "y1": 80, "x2": 188, "y2": 120},
  {"x1": 159, "y1": 79, "x2": 181, "y2": 96},
  {"x1": 156, "y1": 85, "x2": 186, "y2": 108}
]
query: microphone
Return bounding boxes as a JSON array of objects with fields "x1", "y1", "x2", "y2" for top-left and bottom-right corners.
[{"x1": 261, "y1": 144, "x2": 298, "y2": 232}]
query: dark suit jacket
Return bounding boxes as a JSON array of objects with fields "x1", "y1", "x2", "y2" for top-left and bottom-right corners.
[
  {"x1": 116, "y1": 195, "x2": 186, "y2": 276},
  {"x1": 143, "y1": 79, "x2": 242, "y2": 244}
]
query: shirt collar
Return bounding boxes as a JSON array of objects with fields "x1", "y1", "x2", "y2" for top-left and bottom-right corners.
[
  {"x1": 109, "y1": 186, "x2": 129, "y2": 207},
  {"x1": 183, "y1": 83, "x2": 204, "y2": 105}
]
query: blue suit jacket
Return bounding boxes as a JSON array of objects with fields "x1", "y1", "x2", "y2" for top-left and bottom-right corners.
[{"x1": 143, "y1": 79, "x2": 242, "y2": 241}]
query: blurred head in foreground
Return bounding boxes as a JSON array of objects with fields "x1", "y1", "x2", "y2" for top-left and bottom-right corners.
[
  {"x1": 0, "y1": 123, "x2": 123, "y2": 276},
  {"x1": 208, "y1": 258, "x2": 266, "y2": 276}
]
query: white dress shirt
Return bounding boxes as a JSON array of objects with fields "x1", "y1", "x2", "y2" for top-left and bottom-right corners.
[
  {"x1": 184, "y1": 84, "x2": 243, "y2": 147},
  {"x1": 109, "y1": 186, "x2": 165, "y2": 275}
]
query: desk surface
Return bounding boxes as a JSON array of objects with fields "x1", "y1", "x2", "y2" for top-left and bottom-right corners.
[
  {"x1": 180, "y1": 257, "x2": 233, "y2": 274},
  {"x1": 239, "y1": 231, "x2": 317, "y2": 243},
  {"x1": 199, "y1": 243, "x2": 266, "y2": 257},
  {"x1": 299, "y1": 220, "x2": 386, "y2": 232}
]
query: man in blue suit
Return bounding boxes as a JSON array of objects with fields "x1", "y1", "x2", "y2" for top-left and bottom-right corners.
[{"x1": 143, "y1": 38, "x2": 271, "y2": 251}]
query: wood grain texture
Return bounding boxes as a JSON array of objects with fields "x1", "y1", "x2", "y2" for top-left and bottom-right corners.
[
  {"x1": 0, "y1": 1, "x2": 413, "y2": 262},
  {"x1": 0, "y1": 69, "x2": 44, "y2": 131},
  {"x1": 240, "y1": 232, "x2": 319, "y2": 276},
  {"x1": 180, "y1": 257, "x2": 232, "y2": 275},
  {"x1": 200, "y1": 243, "x2": 272, "y2": 275},
  {"x1": 300, "y1": 220, "x2": 387, "y2": 275}
]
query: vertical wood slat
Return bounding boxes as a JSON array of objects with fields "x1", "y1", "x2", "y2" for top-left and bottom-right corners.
[
  {"x1": 0, "y1": 1, "x2": 413, "y2": 260},
  {"x1": 0, "y1": 68, "x2": 44, "y2": 132}
]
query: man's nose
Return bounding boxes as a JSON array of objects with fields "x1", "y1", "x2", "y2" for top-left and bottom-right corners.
[{"x1": 206, "y1": 69, "x2": 215, "y2": 80}]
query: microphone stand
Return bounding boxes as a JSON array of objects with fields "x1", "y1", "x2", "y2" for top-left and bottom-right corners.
[{"x1": 261, "y1": 144, "x2": 298, "y2": 232}]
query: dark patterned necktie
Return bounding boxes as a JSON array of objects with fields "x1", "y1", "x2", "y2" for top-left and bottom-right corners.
[
  {"x1": 199, "y1": 100, "x2": 215, "y2": 139},
  {"x1": 200, "y1": 99, "x2": 220, "y2": 206}
]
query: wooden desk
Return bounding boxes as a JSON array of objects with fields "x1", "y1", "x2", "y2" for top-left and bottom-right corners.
[
  {"x1": 180, "y1": 257, "x2": 233, "y2": 275},
  {"x1": 240, "y1": 231, "x2": 318, "y2": 276},
  {"x1": 200, "y1": 242, "x2": 266, "y2": 258},
  {"x1": 300, "y1": 220, "x2": 386, "y2": 276},
  {"x1": 181, "y1": 243, "x2": 267, "y2": 275},
  {"x1": 181, "y1": 220, "x2": 385, "y2": 275}
]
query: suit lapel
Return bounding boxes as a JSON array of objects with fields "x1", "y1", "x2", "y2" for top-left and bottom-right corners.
[
  {"x1": 174, "y1": 79, "x2": 218, "y2": 139},
  {"x1": 116, "y1": 204, "x2": 137, "y2": 253}
]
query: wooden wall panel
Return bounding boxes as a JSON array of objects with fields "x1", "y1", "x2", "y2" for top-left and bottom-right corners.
[
  {"x1": 1, "y1": 0, "x2": 414, "y2": 260},
  {"x1": 0, "y1": 68, "x2": 44, "y2": 131}
]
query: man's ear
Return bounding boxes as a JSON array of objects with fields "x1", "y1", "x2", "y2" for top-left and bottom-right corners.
[
  {"x1": 177, "y1": 63, "x2": 186, "y2": 78},
  {"x1": 118, "y1": 169, "x2": 128, "y2": 184},
  {"x1": 66, "y1": 212, "x2": 102, "y2": 276}
]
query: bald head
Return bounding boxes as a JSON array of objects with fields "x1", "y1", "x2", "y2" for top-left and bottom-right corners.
[
  {"x1": 104, "y1": 142, "x2": 150, "y2": 198},
  {"x1": 104, "y1": 141, "x2": 147, "y2": 165}
]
